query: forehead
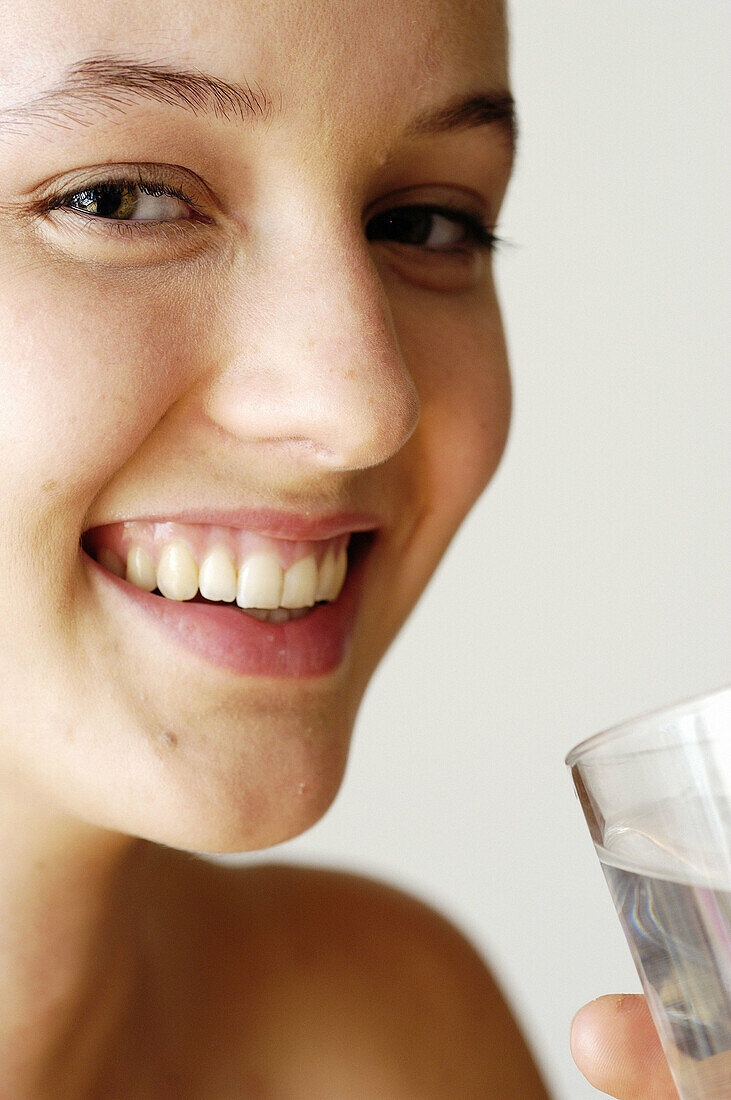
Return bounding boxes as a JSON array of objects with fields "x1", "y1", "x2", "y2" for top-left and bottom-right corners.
[{"x1": 0, "y1": 0, "x2": 508, "y2": 132}]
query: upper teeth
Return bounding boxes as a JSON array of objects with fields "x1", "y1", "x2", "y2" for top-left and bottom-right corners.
[{"x1": 96, "y1": 539, "x2": 348, "y2": 608}]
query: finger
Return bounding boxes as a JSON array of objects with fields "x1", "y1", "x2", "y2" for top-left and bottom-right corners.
[{"x1": 570, "y1": 994, "x2": 680, "y2": 1099}]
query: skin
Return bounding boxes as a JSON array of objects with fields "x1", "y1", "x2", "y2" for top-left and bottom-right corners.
[
  {"x1": 571, "y1": 997, "x2": 681, "y2": 1099},
  {"x1": 0, "y1": 0, "x2": 661, "y2": 1095}
]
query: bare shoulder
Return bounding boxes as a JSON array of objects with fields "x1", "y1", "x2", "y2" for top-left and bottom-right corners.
[{"x1": 162, "y1": 856, "x2": 551, "y2": 1098}]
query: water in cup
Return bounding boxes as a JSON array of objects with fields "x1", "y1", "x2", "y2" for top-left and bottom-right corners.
[{"x1": 599, "y1": 798, "x2": 731, "y2": 1099}]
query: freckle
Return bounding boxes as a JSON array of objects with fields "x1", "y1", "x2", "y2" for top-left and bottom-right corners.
[{"x1": 41, "y1": 479, "x2": 59, "y2": 494}]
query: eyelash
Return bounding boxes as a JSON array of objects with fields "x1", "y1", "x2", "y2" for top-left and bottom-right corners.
[
  {"x1": 42, "y1": 173, "x2": 202, "y2": 236},
  {"x1": 366, "y1": 204, "x2": 498, "y2": 254},
  {"x1": 43, "y1": 174, "x2": 500, "y2": 253}
]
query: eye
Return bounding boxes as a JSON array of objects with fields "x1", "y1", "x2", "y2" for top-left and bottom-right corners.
[
  {"x1": 365, "y1": 204, "x2": 496, "y2": 253},
  {"x1": 63, "y1": 180, "x2": 194, "y2": 222}
]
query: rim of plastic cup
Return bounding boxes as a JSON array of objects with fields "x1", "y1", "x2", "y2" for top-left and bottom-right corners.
[{"x1": 564, "y1": 683, "x2": 731, "y2": 768}]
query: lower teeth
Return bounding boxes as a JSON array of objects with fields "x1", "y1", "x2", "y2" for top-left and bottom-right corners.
[
  {"x1": 152, "y1": 590, "x2": 315, "y2": 623},
  {"x1": 242, "y1": 606, "x2": 313, "y2": 623}
]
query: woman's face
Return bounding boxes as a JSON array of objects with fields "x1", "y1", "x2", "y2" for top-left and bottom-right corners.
[{"x1": 0, "y1": 0, "x2": 512, "y2": 850}]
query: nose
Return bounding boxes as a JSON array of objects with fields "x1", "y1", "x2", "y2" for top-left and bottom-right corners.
[{"x1": 202, "y1": 225, "x2": 420, "y2": 472}]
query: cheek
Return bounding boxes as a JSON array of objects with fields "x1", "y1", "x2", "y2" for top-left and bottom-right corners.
[
  {"x1": 405, "y1": 286, "x2": 511, "y2": 528},
  {"x1": 424, "y1": 357, "x2": 510, "y2": 516},
  {"x1": 363, "y1": 286, "x2": 510, "y2": 660},
  {"x1": 0, "y1": 248, "x2": 203, "y2": 532}
]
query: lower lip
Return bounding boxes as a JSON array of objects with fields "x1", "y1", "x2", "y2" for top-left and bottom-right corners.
[{"x1": 83, "y1": 544, "x2": 369, "y2": 678}]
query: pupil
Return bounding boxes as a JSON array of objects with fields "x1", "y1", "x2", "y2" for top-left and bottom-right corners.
[
  {"x1": 366, "y1": 207, "x2": 431, "y2": 245},
  {"x1": 97, "y1": 185, "x2": 136, "y2": 219},
  {"x1": 73, "y1": 184, "x2": 136, "y2": 219}
]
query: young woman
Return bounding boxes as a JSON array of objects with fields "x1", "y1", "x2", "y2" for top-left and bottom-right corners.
[{"x1": 0, "y1": 0, "x2": 674, "y2": 1094}]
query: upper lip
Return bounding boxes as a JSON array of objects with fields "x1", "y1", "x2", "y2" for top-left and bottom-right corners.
[{"x1": 84, "y1": 508, "x2": 382, "y2": 541}]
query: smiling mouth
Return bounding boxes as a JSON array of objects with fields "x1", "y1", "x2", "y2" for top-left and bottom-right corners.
[{"x1": 81, "y1": 523, "x2": 375, "y2": 624}]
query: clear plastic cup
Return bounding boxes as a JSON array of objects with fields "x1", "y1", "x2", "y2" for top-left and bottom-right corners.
[{"x1": 566, "y1": 686, "x2": 731, "y2": 1100}]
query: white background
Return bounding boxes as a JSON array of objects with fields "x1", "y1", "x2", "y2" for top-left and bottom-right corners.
[{"x1": 222, "y1": 3, "x2": 730, "y2": 1096}]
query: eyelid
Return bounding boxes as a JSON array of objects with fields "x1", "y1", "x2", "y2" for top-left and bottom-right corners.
[
  {"x1": 366, "y1": 181, "x2": 490, "y2": 218},
  {"x1": 51, "y1": 210, "x2": 203, "y2": 244}
]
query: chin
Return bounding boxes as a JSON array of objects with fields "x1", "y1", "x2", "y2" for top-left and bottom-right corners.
[
  {"x1": 78, "y1": 703, "x2": 357, "y2": 855},
  {"x1": 175, "y1": 758, "x2": 350, "y2": 855}
]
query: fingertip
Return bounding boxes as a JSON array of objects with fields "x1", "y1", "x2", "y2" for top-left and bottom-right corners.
[
  {"x1": 571, "y1": 992, "x2": 644, "y2": 1032},
  {"x1": 569, "y1": 996, "x2": 646, "y2": 1081},
  {"x1": 570, "y1": 994, "x2": 678, "y2": 1098},
  {"x1": 570, "y1": 995, "x2": 616, "y2": 1068}
]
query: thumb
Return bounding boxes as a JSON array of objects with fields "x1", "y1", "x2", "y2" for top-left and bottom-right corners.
[{"x1": 570, "y1": 994, "x2": 679, "y2": 1099}]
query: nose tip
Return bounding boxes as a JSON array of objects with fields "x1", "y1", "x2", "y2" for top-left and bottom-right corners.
[
  {"x1": 208, "y1": 348, "x2": 420, "y2": 474},
  {"x1": 281, "y1": 353, "x2": 421, "y2": 472},
  {"x1": 204, "y1": 249, "x2": 421, "y2": 473},
  {"x1": 333, "y1": 384, "x2": 420, "y2": 469}
]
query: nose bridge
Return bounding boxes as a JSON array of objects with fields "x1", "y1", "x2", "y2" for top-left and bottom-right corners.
[
  {"x1": 297, "y1": 240, "x2": 419, "y2": 454},
  {"x1": 206, "y1": 217, "x2": 420, "y2": 472}
]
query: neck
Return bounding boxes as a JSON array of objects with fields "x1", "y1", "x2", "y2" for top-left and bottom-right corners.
[{"x1": 0, "y1": 788, "x2": 150, "y2": 1100}]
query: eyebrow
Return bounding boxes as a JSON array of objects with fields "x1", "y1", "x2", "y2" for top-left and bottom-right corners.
[
  {"x1": 0, "y1": 54, "x2": 516, "y2": 154},
  {"x1": 0, "y1": 56, "x2": 272, "y2": 132},
  {"x1": 407, "y1": 91, "x2": 516, "y2": 155}
]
